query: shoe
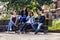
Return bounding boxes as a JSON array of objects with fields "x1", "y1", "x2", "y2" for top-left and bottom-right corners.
[
  {"x1": 10, "y1": 28, "x2": 12, "y2": 31},
  {"x1": 21, "y1": 31, "x2": 24, "y2": 34},
  {"x1": 24, "y1": 32, "x2": 29, "y2": 34},
  {"x1": 7, "y1": 31, "x2": 10, "y2": 33},
  {"x1": 35, "y1": 32, "x2": 37, "y2": 35},
  {"x1": 44, "y1": 30, "x2": 48, "y2": 34}
]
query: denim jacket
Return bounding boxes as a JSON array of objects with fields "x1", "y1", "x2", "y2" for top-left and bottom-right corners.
[{"x1": 26, "y1": 16, "x2": 35, "y2": 24}]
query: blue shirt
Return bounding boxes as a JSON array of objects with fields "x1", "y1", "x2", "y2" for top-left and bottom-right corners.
[{"x1": 26, "y1": 16, "x2": 35, "y2": 24}]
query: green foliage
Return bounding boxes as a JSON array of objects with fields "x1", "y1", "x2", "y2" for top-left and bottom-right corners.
[
  {"x1": 37, "y1": 0, "x2": 53, "y2": 6},
  {"x1": 48, "y1": 20, "x2": 60, "y2": 31},
  {"x1": 0, "y1": 0, "x2": 9, "y2": 2},
  {"x1": 6, "y1": 0, "x2": 53, "y2": 12},
  {"x1": 0, "y1": 0, "x2": 53, "y2": 12},
  {"x1": 0, "y1": 13, "x2": 1, "y2": 15},
  {"x1": 0, "y1": 14, "x2": 11, "y2": 20}
]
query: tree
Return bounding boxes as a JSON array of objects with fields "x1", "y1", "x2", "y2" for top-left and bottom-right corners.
[
  {"x1": 0, "y1": 0, "x2": 9, "y2": 2},
  {"x1": 0, "y1": 0, "x2": 53, "y2": 13}
]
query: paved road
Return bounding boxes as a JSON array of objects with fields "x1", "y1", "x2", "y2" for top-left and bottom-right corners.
[{"x1": 0, "y1": 32, "x2": 60, "y2": 40}]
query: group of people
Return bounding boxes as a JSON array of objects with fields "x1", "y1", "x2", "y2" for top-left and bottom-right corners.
[{"x1": 8, "y1": 6, "x2": 49, "y2": 34}]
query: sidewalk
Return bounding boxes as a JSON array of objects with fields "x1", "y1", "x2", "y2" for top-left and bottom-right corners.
[{"x1": 0, "y1": 32, "x2": 60, "y2": 40}]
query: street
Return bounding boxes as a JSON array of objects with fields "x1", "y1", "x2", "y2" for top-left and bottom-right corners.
[{"x1": 0, "y1": 32, "x2": 60, "y2": 40}]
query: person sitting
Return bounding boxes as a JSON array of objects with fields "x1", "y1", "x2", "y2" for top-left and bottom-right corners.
[
  {"x1": 8, "y1": 11, "x2": 18, "y2": 33},
  {"x1": 20, "y1": 12, "x2": 37, "y2": 34},
  {"x1": 19, "y1": 6, "x2": 28, "y2": 24},
  {"x1": 35, "y1": 13, "x2": 45, "y2": 34}
]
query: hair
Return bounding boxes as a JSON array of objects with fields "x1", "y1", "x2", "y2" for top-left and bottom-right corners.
[
  {"x1": 23, "y1": 6, "x2": 27, "y2": 11},
  {"x1": 12, "y1": 10, "x2": 17, "y2": 15},
  {"x1": 13, "y1": 10, "x2": 16, "y2": 12},
  {"x1": 30, "y1": 12, "x2": 34, "y2": 16}
]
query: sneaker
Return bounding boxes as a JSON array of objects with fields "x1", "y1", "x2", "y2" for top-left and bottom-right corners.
[
  {"x1": 21, "y1": 31, "x2": 24, "y2": 34},
  {"x1": 7, "y1": 31, "x2": 10, "y2": 33},
  {"x1": 10, "y1": 28, "x2": 12, "y2": 31},
  {"x1": 35, "y1": 32, "x2": 38, "y2": 35}
]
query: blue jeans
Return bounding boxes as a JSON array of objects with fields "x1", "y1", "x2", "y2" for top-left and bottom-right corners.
[
  {"x1": 19, "y1": 16, "x2": 26, "y2": 23},
  {"x1": 32, "y1": 23, "x2": 38, "y2": 31},
  {"x1": 20, "y1": 23, "x2": 38, "y2": 32},
  {"x1": 8, "y1": 22, "x2": 13, "y2": 32},
  {"x1": 20, "y1": 23, "x2": 30, "y2": 32},
  {"x1": 35, "y1": 23, "x2": 43, "y2": 34}
]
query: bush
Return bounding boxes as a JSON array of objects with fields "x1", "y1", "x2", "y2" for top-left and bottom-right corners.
[
  {"x1": 0, "y1": 14, "x2": 11, "y2": 20},
  {"x1": 48, "y1": 19, "x2": 60, "y2": 31}
]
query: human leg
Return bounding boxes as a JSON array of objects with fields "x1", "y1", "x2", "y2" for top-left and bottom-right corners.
[{"x1": 35, "y1": 23, "x2": 43, "y2": 34}]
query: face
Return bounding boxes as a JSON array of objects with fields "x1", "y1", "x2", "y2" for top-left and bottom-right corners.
[
  {"x1": 23, "y1": 7, "x2": 26, "y2": 11},
  {"x1": 28, "y1": 12, "x2": 33, "y2": 16},
  {"x1": 30, "y1": 13, "x2": 33, "y2": 16},
  {"x1": 38, "y1": 11, "x2": 42, "y2": 16},
  {"x1": 38, "y1": 14, "x2": 41, "y2": 16},
  {"x1": 13, "y1": 11, "x2": 16, "y2": 16}
]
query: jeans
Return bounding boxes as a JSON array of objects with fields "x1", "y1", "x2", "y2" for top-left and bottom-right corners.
[
  {"x1": 35, "y1": 23, "x2": 43, "y2": 34},
  {"x1": 8, "y1": 22, "x2": 13, "y2": 32},
  {"x1": 20, "y1": 23, "x2": 38, "y2": 32},
  {"x1": 20, "y1": 23, "x2": 30, "y2": 32},
  {"x1": 32, "y1": 23, "x2": 38, "y2": 31},
  {"x1": 19, "y1": 16, "x2": 26, "y2": 23}
]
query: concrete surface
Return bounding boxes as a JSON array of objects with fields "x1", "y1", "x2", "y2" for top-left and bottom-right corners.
[{"x1": 0, "y1": 32, "x2": 60, "y2": 40}]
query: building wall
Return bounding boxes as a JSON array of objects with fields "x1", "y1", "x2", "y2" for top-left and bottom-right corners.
[
  {"x1": 56, "y1": 0, "x2": 60, "y2": 15},
  {"x1": 57, "y1": 0, "x2": 60, "y2": 8}
]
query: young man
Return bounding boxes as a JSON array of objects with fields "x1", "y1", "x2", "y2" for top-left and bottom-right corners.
[
  {"x1": 35, "y1": 13, "x2": 45, "y2": 34},
  {"x1": 20, "y1": 12, "x2": 36, "y2": 33}
]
